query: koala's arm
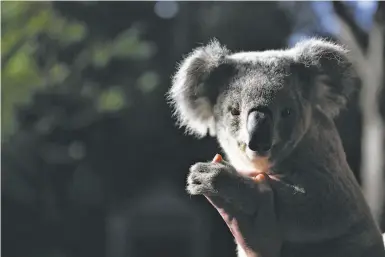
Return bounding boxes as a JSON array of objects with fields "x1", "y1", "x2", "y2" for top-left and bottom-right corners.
[{"x1": 187, "y1": 160, "x2": 282, "y2": 257}]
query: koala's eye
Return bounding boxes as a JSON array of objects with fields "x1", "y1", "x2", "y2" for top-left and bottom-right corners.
[
  {"x1": 281, "y1": 108, "x2": 292, "y2": 118},
  {"x1": 230, "y1": 107, "x2": 240, "y2": 116}
]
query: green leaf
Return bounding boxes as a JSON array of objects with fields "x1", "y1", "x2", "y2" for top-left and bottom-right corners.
[
  {"x1": 49, "y1": 63, "x2": 70, "y2": 84},
  {"x1": 111, "y1": 24, "x2": 156, "y2": 60},
  {"x1": 97, "y1": 87, "x2": 126, "y2": 112},
  {"x1": 25, "y1": 8, "x2": 51, "y2": 35},
  {"x1": 1, "y1": 2, "x2": 31, "y2": 21},
  {"x1": 62, "y1": 22, "x2": 87, "y2": 44},
  {"x1": 2, "y1": 43, "x2": 43, "y2": 139},
  {"x1": 92, "y1": 42, "x2": 113, "y2": 68},
  {"x1": 137, "y1": 71, "x2": 160, "y2": 93}
]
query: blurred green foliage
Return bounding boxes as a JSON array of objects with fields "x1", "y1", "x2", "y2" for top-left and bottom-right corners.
[
  {"x1": 2, "y1": 2, "x2": 84, "y2": 137},
  {"x1": 1, "y1": 2, "x2": 158, "y2": 140}
]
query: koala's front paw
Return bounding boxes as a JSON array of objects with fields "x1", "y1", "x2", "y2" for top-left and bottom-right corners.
[
  {"x1": 187, "y1": 162, "x2": 235, "y2": 196},
  {"x1": 186, "y1": 160, "x2": 282, "y2": 257}
]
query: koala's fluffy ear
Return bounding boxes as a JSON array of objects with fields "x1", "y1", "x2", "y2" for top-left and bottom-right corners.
[
  {"x1": 167, "y1": 39, "x2": 232, "y2": 138},
  {"x1": 294, "y1": 38, "x2": 358, "y2": 118}
]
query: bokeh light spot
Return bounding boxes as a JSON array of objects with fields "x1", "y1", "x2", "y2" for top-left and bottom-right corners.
[{"x1": 154, "y1": 1, "x2": 179, "y2": 19}]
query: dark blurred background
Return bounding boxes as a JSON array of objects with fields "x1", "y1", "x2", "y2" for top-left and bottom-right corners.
[{"x1": 1, "y1": 2, "x2": 385, "y2": 257}]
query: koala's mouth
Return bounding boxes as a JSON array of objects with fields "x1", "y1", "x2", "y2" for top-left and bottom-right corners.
[{"x1": 238, "y1": 142, "x2": 272, "y2": 174}]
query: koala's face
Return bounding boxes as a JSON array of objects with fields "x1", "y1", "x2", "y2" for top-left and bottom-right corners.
[
  {"x1": 211, "y1": 56, "x2": 313, "y2": 170},
  {"x1": 168, "y1": 39, "x2": 356, "y2": 170}
]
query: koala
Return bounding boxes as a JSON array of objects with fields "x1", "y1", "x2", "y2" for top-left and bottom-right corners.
[{"x1": 167, "y1": 38, "x2": 385, "y2": 257}]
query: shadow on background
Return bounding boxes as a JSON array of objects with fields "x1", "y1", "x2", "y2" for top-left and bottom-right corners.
[{"x1": 1, "y1": 2, "x2": 384, "y2": 257}]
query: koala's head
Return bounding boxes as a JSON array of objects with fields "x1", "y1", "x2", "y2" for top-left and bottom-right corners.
[{"x1": 167, "y1": 38, "x2": 356, "y2": 170}]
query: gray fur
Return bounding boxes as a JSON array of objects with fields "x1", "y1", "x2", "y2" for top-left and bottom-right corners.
[
  {"x1": 168, "y1": 39, "x2": 230, "y2": 137},
  {"x1": 167, "y1": 38, "x2": 385, "y2": 257}
]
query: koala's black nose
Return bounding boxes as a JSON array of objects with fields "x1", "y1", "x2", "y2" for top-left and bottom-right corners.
[{"x1": 246, "y1": 108, "x2": 273, "y2": 155}]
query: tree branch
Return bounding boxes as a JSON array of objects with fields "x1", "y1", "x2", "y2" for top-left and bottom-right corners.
[
  {"x1": 333, "y1": 2, "x2": 385, "y2": 224},
  {"x1": 332, "y1": 1, "x2": 369, "y2": 51},
  {"x1": 360, "y1": 17, "x2": 384, "y2": 223}
]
